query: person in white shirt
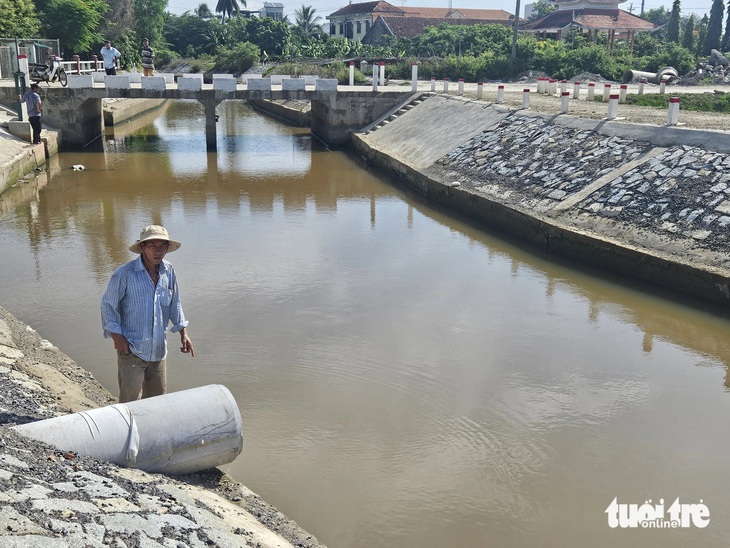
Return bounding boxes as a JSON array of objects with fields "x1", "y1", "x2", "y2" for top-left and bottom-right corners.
[{"x1": 100, "y1": 40, "x2": 121, "y2": 75}]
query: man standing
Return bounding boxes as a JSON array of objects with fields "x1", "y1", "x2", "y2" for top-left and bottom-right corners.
[
  {"x1": 17, "y1": 83, "x2": 42, "y2": 144},
  {"x1": 140, "y1": 38, "x2": 155, "y2": 76},
  {"x1": 100, "y1": 40, "x2": 121, "y2": 75},
  {"x1": 101, "y1": 225, "x2": 195, "y2": 403}
]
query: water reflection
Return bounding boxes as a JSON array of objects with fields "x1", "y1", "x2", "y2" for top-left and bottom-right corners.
[{"x1": 1, "y1": 100, "x2": 729, "y2": 548}]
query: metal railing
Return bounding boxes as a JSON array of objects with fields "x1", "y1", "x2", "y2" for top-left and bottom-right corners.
[{"x1": 59, "y1": 55, "x2": 106, "y2": 74}]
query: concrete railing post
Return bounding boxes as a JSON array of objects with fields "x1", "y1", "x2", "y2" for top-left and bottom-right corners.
[
  {"x1": 667, "y1": 96, "x2": 680, "y2": 126},
  {"x1": 477, "y1": 81, "x2": 483, "y2": 100},
  {"x1": 411, "y1": 62, "x2": 418, "y2": 92},
  {"x1": 72, "y1": 55, "x2": 81, "y2": 75},
  {"x1": 573, "y1": 81, "x2": 580, "y2": 99},
  {"x1": 431, "y1": 76, "x2": 436, "y2": 92},
  {"x1": 587, "y1": 82, "x2": 595, "y2": 101},
  {"x1": 349, "y1": 60, "x2": 354, "y2": 87},
  {"x1": 443, "y1": 78, "x2": 449, "y2": 93},
  {"x1": 372, "y1": 64, "x2": 378, "y2": 92},
  {"x1": 603, "y1": 83, "x2": 611, "y2": 102},
  {"x1": 496, "y1": 84, "x2": 504, "y2": 103},
  {"x1": 560, "y1": 91, "x2": 570, "y2": 113},
  {"x1": 458, "y1": 78, "x2": 464, "y2": 95},
  {"x1": 607, "y1": 93, "x2": 619, "y2": 120},
  {"x1": 92, "y1": 55, "x2": 99, "y2": 71},
  {"x1": 619, "y1": 84, "x2": 628, "y2": 103},
  {"x1": 379, "y1": 61, "x2": 385, "y2": 87},
  {"x1": 522, "y1": 88, "x2": 530, "y2": 109}
]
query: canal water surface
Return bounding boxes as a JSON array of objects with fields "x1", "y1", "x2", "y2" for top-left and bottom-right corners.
[{"x1": 0, "y1": 100, "x2": 729, "y2": 547}]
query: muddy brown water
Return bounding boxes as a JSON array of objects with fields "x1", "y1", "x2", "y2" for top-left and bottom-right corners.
[{"x1": 1, "y1": 100, "x2": 729, "y2": 547}]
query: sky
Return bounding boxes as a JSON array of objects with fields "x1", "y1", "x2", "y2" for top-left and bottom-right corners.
[{"x1": 165, "y1": 0, "x2": 717, "y2": 22}]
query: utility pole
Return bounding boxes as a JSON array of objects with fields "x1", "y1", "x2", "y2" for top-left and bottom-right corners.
[{"x1": 512, "y1": 0, "x2": 520, "y2": 60}]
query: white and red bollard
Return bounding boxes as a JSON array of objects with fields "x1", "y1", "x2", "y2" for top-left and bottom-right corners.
[
  {"x1": 379, "y1": 61, "x2": 385, "y2": 87},
  {"x1": 561, "y1": 91, "x2": 570, "y2": 113},
  {"x1": 349, "y1": 60, "x2": 355, "y2": 87},
  {"x1": 607, "y1": 93, "x2": 619, "y2": 119},
  {"x1": 431, "y1": 76, "x2": 436, "y2": 92},
  {"x1": 619, "y1": 84, "x2": 628, "y2": 103},
  {"x1": 522, "y1": 88, "x2": 530, "y2": 109},
  {"x1": 587, "y1": 82, "x2": 595, "y2": 101},
  {"x1": 443, "y1": 78, "x2": 449, "y2": 93},
  {"x1": 603, "y1": 83, "x2": 611, "y2": 102},
  {"x1": 411, "y1": 62, "x2": 418, "y2": 92},
  {"x1": 667, "y1": 96, "x2": 680, "y2": 126},
  {"x1": 372, "y1": 64, "x2": 378, "y2": 92},
  {"x1": 477, "y1": 81, "x2": 483, "y2": 100},
  {"x1": 573, "y1": 81, "x2": 581, "y2": 99},
  {"x1": 660, "y1": 80, "x2": 666, "y2": 94},
  {"x1": 550, "y1": 79, "x2": 558, "y2": 95},
  {"x1": 560, "y1": 79, "x2": 568, "y2": 94},
  {"x1": 497, "y1": 84, "x2": 504, "y2": 103},
  {"x1": 638, "y1": 78, "x2": 646, "y2": 95},
  {"x1": 537, "y1": 77, "x2": 546, "y2": 94},
  {"x1": 458, "y1": 78, "x2": 464, "y2": 95}
]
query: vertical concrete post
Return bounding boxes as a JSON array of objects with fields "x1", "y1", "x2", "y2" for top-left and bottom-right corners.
[
  {"x1": 17, "y1": 54, "x2": 30, "y2": 84},
  {"x1": 607, "y1": 94, "x2": 619, "y2": 120},
  {"x1": 560, "y1": 91, "x2": 570, "y2": 113},
  {"x1": 550, "y1": 79, "x2": 557, "y2": 95},
  {"x1": 638, "y1": 78, "x2": 646, "y2": 95},
  {"x1": 573, "y1": 81, "x2": 581, "y2": 99},
  {"x1": 379, "y1": 61, "x2": 385, "y2": 87},
  {"x1": 458, "y1": 78, "x2": 464, "y2": 95},
  {"x1": 667, "y1": 96, "x2": 680, "y2": 126},
  {"x1": 619, "y1": 84, "x2": 628, "y2": 103},
  {"x1": 73, "y1": 55, "x2": 81, "y2": 75},
  {"x1": 202, "y1": 100, "x2": 219, "y2": 152},
  {"x1": 522, "y1": 88, "x2": 530, "y2": 109},
  {"x1": 537, "y1": 77, "x2": 545, "y2": 94},
  {"x1": 372, "y1": 64, "x2": 378, "y2": 92},
  {"x1": 92, "y1": 55, "x2": 100, "y2": 71},
  {"x1": 411, "y1": 62, "x2": 418, "y2": 92},
  {"x1": 560, "y1": 79, "x2": 567, "y2": 94},
  {"x1": 603, "y1": 83, "x2": 611, "y2": 102},
  {"x1": 349, "y1": 60, "x2": 354, "y2": 87},
  {"x1": 660, "y1": 81, "x2": 666, "y2": 94},
  {"x1": 443, "y1": 78, "x2": 449, "y2": 93},
  {"x1": 587, "y1": 82, "x2": 595, "y2": 101},
  {"x1": 430, "y1": 76, "x2": 436, "y2": 92},
  {"x1": 497, "y1": 84, "x2": 504, "y2": 103},
  {"x1": 477, "y1": 81, "x2": 483, "y2": 100}
]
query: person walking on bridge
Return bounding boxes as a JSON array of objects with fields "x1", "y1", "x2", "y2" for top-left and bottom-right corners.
[
  {"x1": 100, "y1": 40, "x2": 121, "y2": 75},
  {"x1": 101, "y1": 225, "x2": 195, "y2": 403},
  {"x1": 140, "y1": 38, "x2": 155, "y2": 76},
  {"x1": 18, "y1": 83, "x2": 42, "y2": 144}
]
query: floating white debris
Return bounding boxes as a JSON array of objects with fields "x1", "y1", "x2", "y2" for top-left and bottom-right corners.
[
  {"x1": 450, "y1": 181, "x2": 461, "y2": 187},
  {"x1": 72, "y1": 164, "x2": 85, "y2": 171}
]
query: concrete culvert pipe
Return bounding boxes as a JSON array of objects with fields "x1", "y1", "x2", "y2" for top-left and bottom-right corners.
[
  {"x1": 622, "y1": 66, "x2": 679, "y2": 84},
  {"x1": 13, "y1": 384, "x2": 243, "y2": 475}
]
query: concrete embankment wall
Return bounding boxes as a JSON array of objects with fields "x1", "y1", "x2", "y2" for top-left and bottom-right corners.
[{"x1": 350, "y1": 94, "x2": 730, "y2": 306}]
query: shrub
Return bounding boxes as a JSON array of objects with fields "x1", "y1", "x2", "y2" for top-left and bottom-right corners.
[{"x1": 214, "y1": 41, "x2": 260, "y2": 74}]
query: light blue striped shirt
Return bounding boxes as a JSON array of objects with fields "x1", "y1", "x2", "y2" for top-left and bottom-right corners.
[{"x1": 101, "y1": 255, "x2": 188, "y2": 362}]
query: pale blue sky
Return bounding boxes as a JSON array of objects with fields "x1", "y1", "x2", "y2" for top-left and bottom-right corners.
[{"x1": 165, "y1": 0, "x2": 714, "y2": 23}]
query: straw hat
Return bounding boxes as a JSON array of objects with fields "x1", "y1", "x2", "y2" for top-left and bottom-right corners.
[{"x1": 129, "y1": 225, "x2": 181, "y2": 254}]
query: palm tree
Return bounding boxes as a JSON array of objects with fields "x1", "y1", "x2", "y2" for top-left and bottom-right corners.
[
  {"x1": 195, "y1": 2, "x2": 214, "y2": 19},
  {"x1": 294, "y1": 4, "x2": 322, "y2": 36},
  {"x1": 215, "y1": 0, "x2": 244, "y2": 22}
]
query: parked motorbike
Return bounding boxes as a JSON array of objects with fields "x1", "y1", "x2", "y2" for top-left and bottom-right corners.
[{"x1": 29, "y1": 56, "x2": 67, "y2": 87}]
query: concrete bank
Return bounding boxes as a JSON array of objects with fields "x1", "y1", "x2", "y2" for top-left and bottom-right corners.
[
  {"x1": 349, "y1": 94, "x2": 730, "y2": 306},
  {"x1": 103, "y1": 98, "x2": 168, "y2": 126},
  {"x1": 0, "y1": 304, "x2": 324, "y2": 547}
]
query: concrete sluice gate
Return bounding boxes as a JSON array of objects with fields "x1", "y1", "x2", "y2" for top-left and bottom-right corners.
[{"x1": 13, "y1": 384, "x2": 244, "y2": 475}]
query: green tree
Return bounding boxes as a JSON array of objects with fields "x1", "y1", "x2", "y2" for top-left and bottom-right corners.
[
  {"x1": 527, "y1": 0, "x2": 557, "y2": 22},
  {"x1": 722, "y1": 0, "x2": 730, "y2": 50},
  {"x1": 215, "y1": 0, "x2": 242, "y2": 21},
  {"x1": 294, "y1": 5, "x2": 322, "y2": 37},
  {"x1": 133, "y1": 0, "x2": 167, "y2": 46},
  {"x1": 704, "y1": 0, "x2": 724, "y2": 54},
  {"x1": 682, "y1": 15, "x2": 695, "y2": 51},
  {"x1": 163, "y1": 13, "x2": 221, "y2": 56},
  {"x1": 667, "y1": 0, "x2": 681, "y2": 42},
  {"x1": 696, "y1": 14, "x2": 709, "y2": 57},
  {"x1": 0, "y1": 0, "x2": 40, "y2": 37},
  {"x1": 194, "y1": 2, "x2": 214, "y2": 18},
  {"x1": 42, "y1": 0, "x2": 107, "y2": 55}
]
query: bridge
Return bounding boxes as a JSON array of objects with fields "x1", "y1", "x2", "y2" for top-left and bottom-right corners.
[{"x1": 0, "y1": 74, "x2": 415, "y2": 151}]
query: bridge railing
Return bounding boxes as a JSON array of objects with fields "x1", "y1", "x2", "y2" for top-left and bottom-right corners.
[{"x1": 59, "y1": 55, "x2": 104, "y2": 75}]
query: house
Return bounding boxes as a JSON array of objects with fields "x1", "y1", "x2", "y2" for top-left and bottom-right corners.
[
  {"x1": 326, "y1": 1, "x2": 513, "y2": 42},
  {"x1": 362, "y1": 15, "x2": 515, "y2": 45},
  {"x1": 260, "y1": 2, "x2": 285, "y2": 21},
  {"x1": 520, "y1": 0, "x2": 658, "y2": 51}
]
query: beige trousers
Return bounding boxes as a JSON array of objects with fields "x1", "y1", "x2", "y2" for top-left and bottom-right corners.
[{"x1": 117, "y1": 350, "x2": 166, "y2": 403}]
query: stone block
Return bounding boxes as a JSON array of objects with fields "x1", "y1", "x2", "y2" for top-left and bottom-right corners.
[
  {"x1": 302, "y1": 75, "x2": 318, "y2": 86},
  {"x1": 247, "y1": 78, "x2": 271, "y2": 91},
  {"x1": 315, "y1": 79, "x2": 338, "y2": 91},
  {"x1": 282, "y1": 78, "x2": 306, "y2": 91},
  {"x1": 105, "y1": 76, "x2": 131, "y2": 89},
  {"x1": 91, "y1": 71, "x2": 105, "y2": 83},
  {"x1": 127, "y1": 72, "x2": 142, "y2": 84},
  {"x1": 270, "y1": 74, "x2": 291, "y2": 85},
  {"x1": 156, "y1": 72, "x2": 174, "y2": 83},
  {"x1": 8, "y1": 120, "x2": 31, "y2": 142},
  {"x1": 182, "y1": 73, "x2": 204, "y2": 82},
  {"x1": 241, "y1": 73, "x2": 262, "y2": 83},
  {"x1": 67, "y1": 74, "x2": 93, "y2": 88},
  {"x1": 213, "y1": 77, "x2": 237, "y2": 91},
  {"x1": 178, "y1": 77, "x2": 202, "y2": 91},
  {"x1": 141, "y1": 76, "x2": 167, "y2": 91}
]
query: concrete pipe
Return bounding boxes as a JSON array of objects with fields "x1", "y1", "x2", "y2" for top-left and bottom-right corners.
[
  {"x1": 13, "y1": 384, "x2": 243, "y2": 475},
  {"x1": 622, "y1": 66, "x2": 678, "y2": 84}
]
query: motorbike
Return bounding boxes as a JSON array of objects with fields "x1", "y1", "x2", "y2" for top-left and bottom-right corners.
[{"x1": 29, "y1": 56, "x2": 67, "y2": 87}]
